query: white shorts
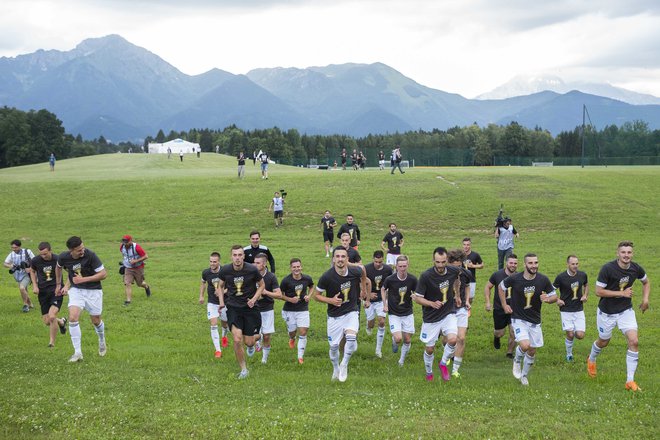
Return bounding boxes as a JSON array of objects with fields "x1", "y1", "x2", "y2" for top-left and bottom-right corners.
[
  {"x1": 560, "y1": 311, "x2": 586, "y2": 333},
  {"x1": 282, "y1": 310, "x2": 310, "y2": 332},
  {"x1": 365, "y1": 301, "x2": 386, "y2": 321},
  {"x1": 389, "y1": 314, "x2": 415, "y2": 335},
  {"x1": 456, "y1": 307, "x2": 469, "y2": 328},
  {"x1": 67, "y1": 287, "x2": 103, "y2": 316},
  {"x1": 512, "y1": 318, "x2": 544, "y2": 348},
  {"x1": 469, "y1": 282, "x2": 476, "y2": 299},
  {"x1": 327, "y1": 311, "x2": 359, "y2": 346},
  {"x1": 597, "y1": 308, "x2": 637, "y2": 340},
  {"x1": 206, "y1": 303, "x2": 227, "y2": 321},
  {"x1": 420, "y1": 314, "x2": 458, "y2": 346},
  {"x1": 260, "y1": 310, "x2": 275, "y2": 334},
  {"x1": 386, "y1": 253, "x2": 400, "y2": 266}
]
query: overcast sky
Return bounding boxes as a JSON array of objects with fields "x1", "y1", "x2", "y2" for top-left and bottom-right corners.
[{"x1": 1, "y1": 0, "x2": 659, "y2": 98}]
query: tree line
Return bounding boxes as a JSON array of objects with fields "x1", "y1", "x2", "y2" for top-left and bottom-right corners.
[{"x1": 1, "y1": 106, "x2": 658, "y2": 168}]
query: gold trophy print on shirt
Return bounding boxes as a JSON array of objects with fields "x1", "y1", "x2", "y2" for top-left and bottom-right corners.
[
  {"x1": 44, "y1": 266, "x2": 53, "y2": 281},
  {"x1": 234, "y1": 276, "x2": 244, "y2": 296},
  {"x1": 72, "y1": 263, "x2": 82, "y2": 277},
  {"x1": 439, "y1": 280, "x2": 450, "y2": 302},
  {"x1": 619, "y1": 276, "x2": 630, "y2": 291},
  {"x1": 295, "y1": 284, "x2": 304, "y2": 298},
  {"x1": 398, "y1": 286, "x2": 407, "y2": 305},
  {"x1": 375, "y1": 275, "x2": 383, "y2": 291},
  {"x1": 524, "y1": 286, "x2": 535, "y2": 309},
  {"x1": 340, "y1": 281, "x2": 351, "y2": 303},
  {"x1": 571, "y1": 281, "x2": 579, "y2": 300},
  {"x1": 392, "y1": 237, "x2": 397, "y2": 247}
]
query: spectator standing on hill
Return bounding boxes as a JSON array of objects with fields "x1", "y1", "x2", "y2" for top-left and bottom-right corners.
[
  {"x1": 49, "y1": 153, "x2": 56, "y2": 171},
  {"x1": 260, "y1": 151, "x2": 270, "y2": 179},
  {"x1": 237, "y1": 152, "x2": 246, "y2": 178},
  {"x1": 496, "y1": 217, "x2": 519, "y2": 270},
  {"x1": 391, "y1": 146, "x2": 405, "y2": 174},
  {"x1": 4, "y1": 239, "x2": 35, "y2": 312}
]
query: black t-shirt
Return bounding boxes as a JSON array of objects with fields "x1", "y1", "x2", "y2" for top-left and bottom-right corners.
[
  {"x1": 30, "y1": 254, "x2": 58, "y2": 292},
  {"x1": 463, "y1": 251, "x2": 483, "y2": 281},
  {"x1": 57, "y1": 249, "x2": 104, "y2": 290},
  {"x1": 415, "y1": 266, "x2": 460, "y2": 323},
  {"x1": 281, "y1": 274, "x2": 315, "y2": 312},
  {"x1": 341, "y1": 246, "x2": 361, "y2": 264},
  {"x1": 365, "y1": 263, "x2": 393, "y2": 302},
  {"x1": 219, "y1": 263, "x2": 263, "y2": 309},
  {"x1": 596, "y1": 260, "x2": 647, "y2": 314},
  {"x1": 383, "y1": 231, "x2": 404, "y2": 254},
  {"x1": 488, "y1": 269, "x2": 515, "y2": 310},
  {"x1": 256, "y1": 271, "x2": 280, "y2": 312},
  {"x1": 553, "y1": 270, "x2": 588, "y2": 312},
  {"x1": 382, "y1": 273, "x2": 418, "y2": 316},
  {"x1": 317, "y1": 266, "x2": 363, "y2": 318},
  {"x1": 237, "y1": 154, "x2": 245, "y2": 165},
  {"x1": 201, "y1": 268, "x2": 224, "y2": 305},
  {"x1": 337, "y1": 223, "x2": 360, "y2": 247},
  {"x1": 457, "y1": 266, "x2": 474, "y2": 305},
  {"x1": 501, "y1": 272, "x2": 555, "y2": 325},
  {"x1": 243, "y1": 245, "x2": 276, "y2": 273},
  {"x1": 321, "y1": 216, "x2": 336, "y2": 233}
]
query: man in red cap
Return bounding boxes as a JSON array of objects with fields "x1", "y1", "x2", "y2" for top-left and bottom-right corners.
[{"x1": 120, "y1": 235, "x2": 151, "y2": 305}]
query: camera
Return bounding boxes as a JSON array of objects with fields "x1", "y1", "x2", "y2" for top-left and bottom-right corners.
[
  {"x1": 280, "y1": 189, "x2": 288, "y2": 199},
  {"x1": 8, "y1": 261, "x2": 30, "y2": 274},
  {"x1": 118, "y1": 262, "x2": 126, "y2": 275}
]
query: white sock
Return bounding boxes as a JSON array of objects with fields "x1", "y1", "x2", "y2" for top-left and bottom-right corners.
[
  {"x1": 297, "y1": 335, "x2": 307, "y2": 359},
  {"x1": 94, "y1": 321, "x2": 105, "y2": 344},
  {"x1": 262, "y1": 346, "x2": 271, "y2": 362},
  {"x1": 376, "y1": 326, "x2": 385, "y2": 352},
  {"x1": 522, "y1": 353, "x2": 535, "y2": 377},
  {"x1": 565, "y1": 338, "x2": 574, "y2": 357},
  {"x1": 400, "y1": 342, "x2": 411, "y2": 363},
  {"x1": 329, "y1": 345, "x2": 340, "y2": 369},
  {"x1": 452, "y1": 356, "x2": 463, "y2": 373},
  {"x1": 69, "y1": 321, "x2": 82, "y2": 353},
  {"x1": 211, "y1": 325, "x2": 221, "y2": 351},
  {"x1": 441, "y1": 343, "x2": 456, "y2": 365},
  {"x1": 423, "y1": 351, "x2": 434, "y2": 374},
  {"x1": 589, "y1": 341, "x2": 602, "y2": 362},
  {"x1": 515, "y1": 345, "x2": 525, "y2": 363},
  {"x1": 626, "y1": 350, "x2": 638, "y2": 382},
  {"x1": 341, "y1": 334, "x2": 357, "y2": 367}
]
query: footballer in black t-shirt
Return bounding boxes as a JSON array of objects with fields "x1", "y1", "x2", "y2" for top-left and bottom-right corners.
[
  {"x1": 484, "y1": 253, "x2": 518, "y2": 354},
  {"x1": 336, "y1": 215, "x2": 360, "y2": 248},
  {"x1": 280, "y1": 258, "x2": 315, "y2": 364},
  {"x1": 382, "y1": 255, "x2": 418, "y2": 365},
  {"x1": 381, "y1": 223, "x2": 404, "y2": 266},
  {"x1": 281, "y1": 273, "x2": 314, "y2": 313},
  {"x1": 364, "y1": 251, "x2": 393, "y2": 356},
  {"x1": 199, "y1": 252, "x2": 229, "y2": 357},
  {"x1": 321, "y1": 211, "x2": 337, "y2": 256},
  {"x1": 588, "y1": 242, "x2": 650, "y2": 391},
  {"x1": 500, "y1": 254, "x2": 556, "y2": 386},
  {"x1": 553, "y1": 255, "x2": 589, "y2": 361},
  {"x1": 253, "y1": 254, "x2": 281, "y2": 363},
  {"x1": 29, "y1": 243, "x2": 67, "y2": 346}
]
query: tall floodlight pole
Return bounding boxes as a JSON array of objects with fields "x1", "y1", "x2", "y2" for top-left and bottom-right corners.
[{"x1": 581, "y1": 104, "x2": 586, "y2": 168}]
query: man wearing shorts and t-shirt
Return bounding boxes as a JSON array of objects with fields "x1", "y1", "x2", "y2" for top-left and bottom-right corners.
[
  {"x1": 484, "y1": 254, "x2": 518, "y2": 357},
  {"x1": 280, "y1": 258, "x2": 314, "y2": 364},
  {"x1": 553, "y1": 255, "x2": 589, "y2": 362},
  {"x1": 315, "y1": 247, "x2": 367, "y2": 382},
  {"x1": 364, "y1": 250, "x2": 393, "y2": 356},
  {"x1": 29, "y1": 242, "x2": 67, "y2": 347},
  {"x1": 55, "y1": 236, "x2": 108, "y2": 363},
  {"x1": 413, "y1": 247, "x2": 461, "y2": 382},
  {"x1": 199, "y1": 252, "x2": 229, "y2": 358},
  {"x1": 462, "y1": 237, "x2": 483, "y2": 304},
  {"x1": 321, "y1": 211, "x2": 337, "y2": 257},
  {"x1": 447, "y1": 249, "x2": 474, "y2": 378},
  {"x1": 4, "y1": 239, "x2": 35, "y2": 312},
  {"x1": 587, "y1": 241, "x2": 650, "y2": 392},
  {"x1": 218, "y1": 245, "x2": 264, "y2": 379},
  {"x1": 382, "y1": 255, "x2": 417, "y2": 366},
  {"x1": 381, "y1": 223, "x2": 404, "y2": 267},
  {"x1": 500, "y1": 253, "x2": 557, "y2": 386},
  {"x1": 269, "y1": 191, "x2": 284, "y2": 228},
  {"x1": 120, "y1": 234, "x2": 151, "y2": 306},
  {"x1": 253, "y1": 253, "x2": 281, "y2": 364}
]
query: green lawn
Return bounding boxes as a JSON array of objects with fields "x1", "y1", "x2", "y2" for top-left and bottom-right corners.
[{"x1": 1, "y1": 154, "x2": 658, "y2": 439}]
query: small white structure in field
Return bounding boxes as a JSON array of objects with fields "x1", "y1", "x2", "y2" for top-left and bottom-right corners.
[{"x1": 148, "y1": 138, "x2": 200, "y2": 154}]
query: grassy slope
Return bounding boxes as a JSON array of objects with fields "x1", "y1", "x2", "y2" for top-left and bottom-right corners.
[{"x1": 0, "y1": 154, "x2": 658, "y2": 439}]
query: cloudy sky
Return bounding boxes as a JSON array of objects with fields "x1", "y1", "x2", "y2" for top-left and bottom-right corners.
[{"x1": 1, "y1": 0, "x2": 659, "y2": 98}]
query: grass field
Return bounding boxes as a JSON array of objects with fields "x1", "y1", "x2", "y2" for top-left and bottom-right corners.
[{"x1": 0, "y1": 154, "x2": 658, "y2": 439}]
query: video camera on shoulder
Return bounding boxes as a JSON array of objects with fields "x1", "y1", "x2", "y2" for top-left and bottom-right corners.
[{"x1": 280, "y1": 189, "x2": 288, "y2": 199}]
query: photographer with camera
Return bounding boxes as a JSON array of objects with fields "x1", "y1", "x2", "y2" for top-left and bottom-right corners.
[
  {"x1": 269, "y1": 190, "x2": 285, "y2": 228},
  {"x1": 120, "y1": 235, "x2": 151, "y2": 306},
  {"x1": 4, "y1": 239, "x2": 35, "y2": 312},
  {"x1": 495, "y1": 216, "x2": 519, "y2": 270}
]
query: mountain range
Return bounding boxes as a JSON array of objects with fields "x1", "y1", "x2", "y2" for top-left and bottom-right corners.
[{"x1": 1, "y1": 34, "x2": 659, "y2": 142}]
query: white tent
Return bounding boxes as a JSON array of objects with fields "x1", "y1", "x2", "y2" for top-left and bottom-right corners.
[{"x1": 148, "y1": 138, "x2": 200, "y2": 154}]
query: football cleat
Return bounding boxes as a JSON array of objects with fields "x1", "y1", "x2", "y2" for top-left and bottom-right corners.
[
  {"x1": 625, "y1": 381, "x2": 641, "y2": 392},
  {"x1": 512, "y1": 359, "x2": 522, "y2": 379},
  {"x1": 425, "y1": 373, "x2": 434, "y2": 382},
  {"x1": 493, "y1": 336, "x2": 501, "y2": 350},
  {"x1": 214, "y1": 350, "x2": 222, "y2": 359},
  {"x1": 59, "y1": 317, "x2": 68, "y2": 335},
  {"x1": 587, "y1": 356, "x2": 597, "y2": 378},
  {"x1": 439, "y1": 363, "x2": 450, "y2": 381},
  {"x1": 221, "y1": 336, "x2": 229, "y2": 348},
  {"x1": 392, "y1": 340, "x2": 399, "y2": 353},
  {"x1": 68, "y1": 352, "x2": 83, "y2": 363},
  {"x1": 338, "y1": 364, "x2": 348, "y2": 382},
  {"x1": 288, "y1": 338, "x2": 295, "y2": 349},
  {"x1": 99, "y1": 342, "x2": 107, "y2": 357},
  {"x1": 566, "y1": 355, "x2": 574, "y2": 362},
  {"x1": 520, "y1": 376, "x2": 529, "y2": 386},
  {"x1": 298, "y1": 358, "x2": 304, "y2": 365},
  {"x1": 237, "y1": 369, "x2": 249, "y2": 380},
  {"x1": 451, "y1": 370, "x2": 461, "y2": 379},
  {"x1": 375, "y1": 350, "x2": 382, "y2": 359}
]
